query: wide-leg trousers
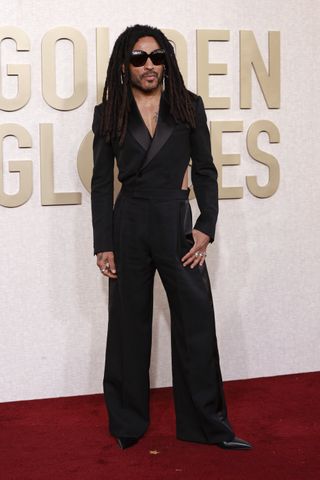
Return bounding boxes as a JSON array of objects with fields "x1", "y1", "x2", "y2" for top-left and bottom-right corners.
[{"x1": 103, "y1": 187, "x2": 235, "y2": 444}]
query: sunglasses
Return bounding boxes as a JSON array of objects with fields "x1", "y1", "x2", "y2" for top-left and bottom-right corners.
[{"x1": 129, "y1": 49, "x2": 166, "y2": 67}]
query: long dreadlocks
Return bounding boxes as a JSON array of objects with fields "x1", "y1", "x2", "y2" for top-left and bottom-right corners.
[{"x1": 100, "y1": 24, "x2": 197, "y2": 145}]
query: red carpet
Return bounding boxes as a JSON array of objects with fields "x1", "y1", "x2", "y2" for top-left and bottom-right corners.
[{"x1": 1, "y1": 372, "x2": 319, "y2": 480}]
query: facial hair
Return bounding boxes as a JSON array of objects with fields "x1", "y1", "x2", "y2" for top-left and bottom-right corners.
[{"x1": 129, "y1": 70, "x2": 163, "y2": 92}]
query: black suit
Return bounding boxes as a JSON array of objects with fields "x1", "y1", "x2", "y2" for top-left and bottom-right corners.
[{"x1": 91, "y1": 91, "x2": 235, "y2": 443}]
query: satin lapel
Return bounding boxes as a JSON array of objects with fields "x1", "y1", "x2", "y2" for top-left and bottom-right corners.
[
  {"x1": 140, "y1": 94, "x2": 175, "y2": 171},
  {"x1": 127, "y1": 97, "x2": 151, "y2": 151}
]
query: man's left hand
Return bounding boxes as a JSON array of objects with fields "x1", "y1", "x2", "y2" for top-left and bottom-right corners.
[{"x1": 181, "y1": 229, "x2": 210, "y2": 268}]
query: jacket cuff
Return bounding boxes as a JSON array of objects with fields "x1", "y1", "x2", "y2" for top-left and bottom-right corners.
[
  {"x1": 193, "y1": 217, "x2": 216, "y2": 243},
  {"x1": 93, "y1": 238, "x2": 114, "y2": 256}
]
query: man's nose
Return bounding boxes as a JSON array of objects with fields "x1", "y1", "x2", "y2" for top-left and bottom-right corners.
[{"x1": 144, "y1": 57, "x2": 154, "y2": 68}]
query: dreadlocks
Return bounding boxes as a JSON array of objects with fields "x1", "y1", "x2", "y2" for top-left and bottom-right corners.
[{"x1": 100, "y1": 24, "x2": 197, "y2": 145}]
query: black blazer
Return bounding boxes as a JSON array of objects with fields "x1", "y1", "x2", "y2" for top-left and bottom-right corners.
[{"x1": 91, "y1": 92, "x2": 219, "y2": 255}]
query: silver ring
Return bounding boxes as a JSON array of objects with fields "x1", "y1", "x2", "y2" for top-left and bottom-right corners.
[
  {"x1": 100, "y1": 262, "x2": 110, "y2": 273},
  {"x1": 195, "y1": 251, "x2": 207, "y2": 258}
]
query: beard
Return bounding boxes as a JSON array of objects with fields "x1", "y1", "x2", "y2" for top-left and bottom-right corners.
[{"x1": 129, "y1": 70, "x2": 163, "y2": 92}]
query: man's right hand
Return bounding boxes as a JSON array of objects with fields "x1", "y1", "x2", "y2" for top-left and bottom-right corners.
[{"x1": 96, "y1": 251, "x2": 117, "y2": 279}]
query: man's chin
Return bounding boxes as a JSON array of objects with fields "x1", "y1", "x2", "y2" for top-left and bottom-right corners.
[{"x1": 133, "y1": 82, "x2": 161, "y2": 93}]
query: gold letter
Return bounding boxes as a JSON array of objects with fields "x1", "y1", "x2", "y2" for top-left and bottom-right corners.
[
  {"x1": 96, "y1": 27, "x2": 109, "y2": 102},
  {"x1": 240, "y1": 30, "x2": 280, "y2": 108},
  {"x1": 210, "y1": 121, "x2": 243, "y2": 199},
  {"x1": 42, "y1": 27, "x2": 87, "y2": 110},
  {"x1": 0, "y1": 27, "x2": 31, "y2": 111},
  {"x1": 40, "y1": 123, "x2": 81, "y2": 205},
  {"x1": 197, "y1": 30, "x2": 230, "y2": 109},
  {"x1": 246, "y1": 120, "x2": 280, "y2": 197},
  {"x1": 77, "y1": 131, "x2": 93, "y2": 193},
  {"x1": 0, "y1": 124, "x2": 32, "y2": 207}
]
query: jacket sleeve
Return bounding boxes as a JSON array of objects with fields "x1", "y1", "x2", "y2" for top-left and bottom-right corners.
[
  {"x1": 91, "y1": 104, "x2": 115, "y2": 255},
  {"x1": 190, "y1": 96, "x2": 219, "y2": 243}
]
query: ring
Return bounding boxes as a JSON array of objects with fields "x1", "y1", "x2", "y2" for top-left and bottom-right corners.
[
  {"x1": 100, "y1": 262, "x2": 110, "y2": 273},
  {"x1": 195, "y1": 251, "x2": 207, "y2": 258}
]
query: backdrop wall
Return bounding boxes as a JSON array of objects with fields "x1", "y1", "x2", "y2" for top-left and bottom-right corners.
[{"x1": 1, "y1": 0, "x2": 319, "y2": 402}]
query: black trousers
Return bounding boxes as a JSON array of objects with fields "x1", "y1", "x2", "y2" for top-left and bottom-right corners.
[{"x1": 103, "y1": 187, "x2": 235, "y2": 444}]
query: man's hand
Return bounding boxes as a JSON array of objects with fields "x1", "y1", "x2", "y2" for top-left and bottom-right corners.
[
  {"x1": 96, "y1": 251, "x2": 118, "y2": 278},
  {"x1": 181, "y1": 229, "x2": 210, "y2": 268}
]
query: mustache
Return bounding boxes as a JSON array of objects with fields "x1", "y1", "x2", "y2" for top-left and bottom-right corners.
[{"x1": 141, "y1": 72, "x2": 158, "y2": 78}]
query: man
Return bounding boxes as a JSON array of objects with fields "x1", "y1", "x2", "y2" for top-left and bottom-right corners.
[{"x1": 91, "y1": 24, "x2": 252, "y2": 451}]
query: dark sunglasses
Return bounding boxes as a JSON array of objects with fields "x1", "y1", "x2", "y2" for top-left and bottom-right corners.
[{"x1": 129, "y1": 49, "x2": 166, "y2": 67}]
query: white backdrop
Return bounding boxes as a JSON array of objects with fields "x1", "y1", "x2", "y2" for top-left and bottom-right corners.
[{"x1": 1, "y1": 0, "x2": 319, "y2": 402}]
